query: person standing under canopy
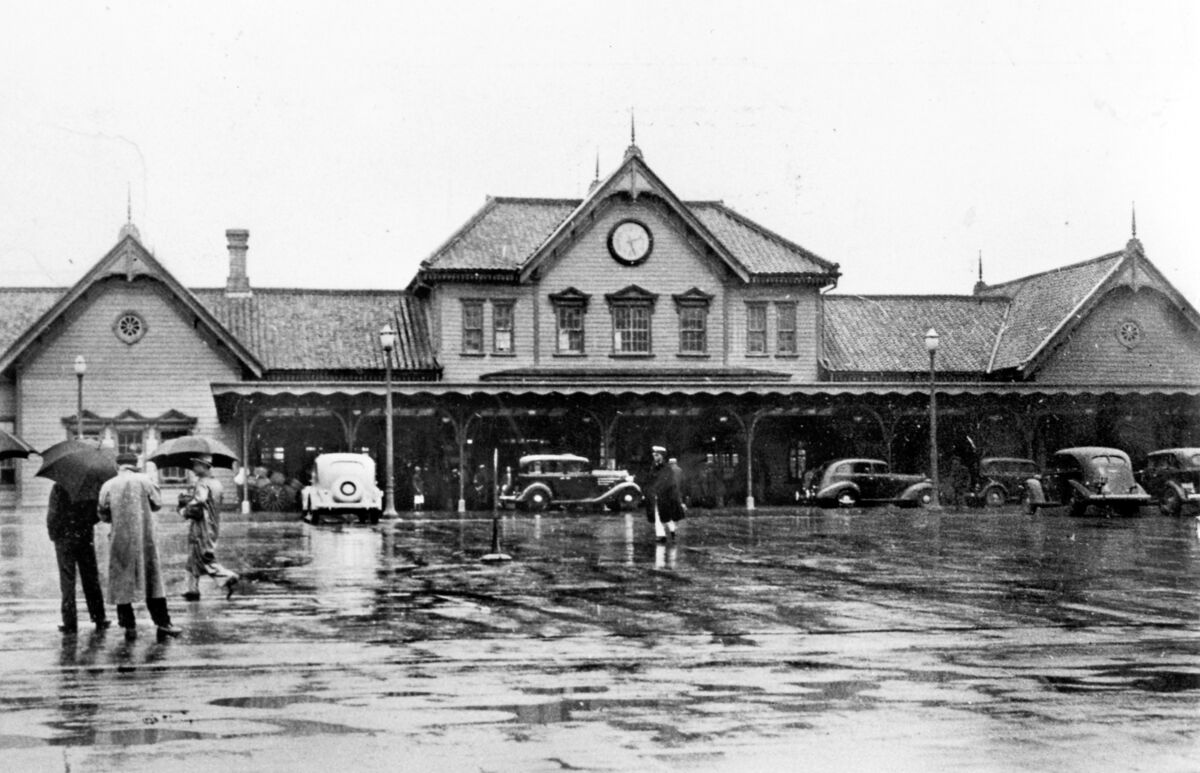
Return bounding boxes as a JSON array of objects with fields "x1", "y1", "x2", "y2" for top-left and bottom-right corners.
[
  {"x1": 97, "y1": 452, "x2": 181, "y2": 638},
  {"x1": 179, "y1": 454, "x2": 240, "y2": 600}
]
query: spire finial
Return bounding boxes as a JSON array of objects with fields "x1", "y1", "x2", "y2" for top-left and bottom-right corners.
[
  {"x1": 594, "y1": 150, "x2": 600, "y2": 182},
  {"x1": 973, "y1": 249, "x2": 987, "y2": 294},
  {"x1": 1131, "y1": 202, "x2": 1137, "y2": 238},
  {"x1": 118, "y1": 183, "x2": 141, "y2": 241},
  {"x1": 624, "y1": 108, "x2": 642, "y2": 160}
]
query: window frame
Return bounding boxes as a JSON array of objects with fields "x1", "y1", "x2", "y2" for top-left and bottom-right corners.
[
  {"x1": 673, "y1": 288, "x2": 713, "y2": 357},
  {"x1": 461, "y1": 299, "x2": 485, "y2": 355},
  {"x1": 491, "y1": 300, "x2": 515, "y2": 355},
  {"x1": 746, "y1": 302, "x2": 768, "y2": 355},
  {"x1": 775, "y1": 301, "x2": 797, "y2": 356},
  {"x1": 549, "y1": 287, "x2": 591, "y2": 356},
  {"x1": 605, "y1": 285, "x2": 659, "y2": 358}
]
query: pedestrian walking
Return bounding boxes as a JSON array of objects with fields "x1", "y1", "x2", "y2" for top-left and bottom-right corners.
[
  {"x1": 411, "y1": 465, "x2": 425, "y2": 511},
  {"x1": 472, "y1": 464, "x2": 490, "y2": 510},
  {"x1": 97, "y1": 452, "x2": 182, "y2": 638},
  {"x1": 642, "y1": 445, "x2": 686, "y2": 542},
  {"x1": 179, "y1": 454, "x2": 239, "y2": 601},
  {"x1": 47, "y1": 483, "x2": 110, "y2": 633}
]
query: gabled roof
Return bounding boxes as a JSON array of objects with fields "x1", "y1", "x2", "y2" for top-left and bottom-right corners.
[
  {"x1": 823, "y1": 295, "x2": 1010, "y2": 373},
  {"x1": 0, "y1": 234, "x2": 265, "y2": 377},
  {"x1": 0, "y1": 234, "x2": 439, "y2": 379},
  {"x1": 974, "y1": 236, "x2": 1200, "y2": 374},
  {"x1": 974, "y1": 250, "x2": 1125, "y2": 372},
  {"x1": 415, "y1": 148, "x2": 839, "y2": 286}
]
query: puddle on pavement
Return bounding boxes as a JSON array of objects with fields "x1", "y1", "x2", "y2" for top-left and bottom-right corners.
[
  {"x1": 211, "y1": 695, "x2": 332, "y2": 709},
  {"x1": 1040, "y1": 669, "x2": 1200, "y2": 694},
  {"x1": 464, "y1": 697, "x2": 683, "y2": 724}
]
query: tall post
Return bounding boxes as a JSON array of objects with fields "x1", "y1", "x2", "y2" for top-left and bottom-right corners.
[
  {"x1": 379, "y1": 324, "x2": 399, "y2": 518},
  {"x1": 925, "y1": 328, "x2": 941, "y2": 508},
  {"x1": 73, "y1": 355, "x2": 86, "y2": 440}
]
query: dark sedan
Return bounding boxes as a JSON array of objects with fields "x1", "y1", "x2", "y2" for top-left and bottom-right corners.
[
  {"x1": 1136, "y1": 448, "x2": 1200, "y2": 515},
  {"x1": 806, "y1": 458, "x2": 934, "y2": 508},
  {"x1": 966, "y1": 456, "x2": 1039, "y2": 507},
  {"x1": 1024, "y1": 447, "x2": 1151, "y2": 517}
]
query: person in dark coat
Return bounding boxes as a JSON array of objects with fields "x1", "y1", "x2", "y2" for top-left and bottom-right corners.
[
  {"x1": 179, "y1": 454, "x2": 239, "y2": 601},
  {"x1": 47, "y1": 483, "x2": 109, "y2": 633},
  {"x1": 642, "y1": 445, "x2": 685, "y2": 542}
]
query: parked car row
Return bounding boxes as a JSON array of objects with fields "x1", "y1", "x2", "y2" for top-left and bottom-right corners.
[{"x1": 291, "y1": 445, "x2": 1200, "y2": 522}]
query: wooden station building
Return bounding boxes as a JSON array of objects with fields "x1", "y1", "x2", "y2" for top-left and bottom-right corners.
[{"x1": 2, "y1": 142, "x2": 1198, "y2": 510}]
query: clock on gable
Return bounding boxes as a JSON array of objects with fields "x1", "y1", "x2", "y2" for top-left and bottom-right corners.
[{"x1": 607, "y1": 219, "x2": 653, "y2": 266}]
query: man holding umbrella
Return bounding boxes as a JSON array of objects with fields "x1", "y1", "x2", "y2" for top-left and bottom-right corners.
[{"x1": 98, "y1": 452, "x2": 182, "y2": 638}]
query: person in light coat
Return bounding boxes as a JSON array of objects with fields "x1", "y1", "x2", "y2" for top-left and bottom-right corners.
[
  {"x1": 97, "y1": 452, "x2": 181, "y2": 638},
  {"x1": 179, "y1": 454, "x2": 239, "y2": 601}
]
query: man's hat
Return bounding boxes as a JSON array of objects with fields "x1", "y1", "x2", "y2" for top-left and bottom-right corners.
[
  {"x1": 651, "y1": 445, "x2": 667, "y2": 454},
  {"x1": 191, "y1": 454, "x2": 214, "y2": 467},
  {"x1": 116, "y1": 452, "x2": 139, "y2": 466}
]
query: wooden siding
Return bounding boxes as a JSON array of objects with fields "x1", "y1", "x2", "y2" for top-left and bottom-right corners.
[
  {"x1": 1036, "y1": 286, "x2": 1200, "y2": 384},
  {"x1": 15, "y1": 277, "x2": 242, "y2": 506},
  {"x1": 725, "y1": 284, "x2": 821, "y2": 380},
  {"x1": 435, "y1": 202, "x2": 823, "y2": 382}
]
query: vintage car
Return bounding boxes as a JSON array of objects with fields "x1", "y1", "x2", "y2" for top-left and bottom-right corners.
[
  {"x1": 805, "y1": 458, "x2": 934, "y2": 508},
  {"x1": 498, "y1": 453, "x2": 642, "y2": 512},
  {"x1": 1023, "y1": 447, "x2": 1151, "y2": 517},
  {"x1": 1135, "y1": 448, "x2": 1200, "y2": 516},
  {"x1": 301, "y1": 453, "x2": 384, "y2": 524},
  {"x1": 966, "y1": 456, "x2": 1039, "y2": 507}
]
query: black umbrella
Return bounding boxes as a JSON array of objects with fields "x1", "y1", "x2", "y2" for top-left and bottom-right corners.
[
  {"x1": 36, "y1": 440, "x2": 118, "y2": 501},
  {"x1": 0, "y1": 428, "x2": 37, "y2": 461},
  {"x1": 149, "y1": 435, "x2": 239, "y2": 470}
]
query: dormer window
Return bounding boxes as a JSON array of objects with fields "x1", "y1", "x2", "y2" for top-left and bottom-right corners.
[{"x1": 606, "y1": 285, "x2": 658, "y2": 356}]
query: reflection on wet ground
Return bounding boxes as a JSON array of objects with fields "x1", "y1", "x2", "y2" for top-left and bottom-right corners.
[{"x1": 0, "y1": 505, "x2": 1197, "y2": 771}]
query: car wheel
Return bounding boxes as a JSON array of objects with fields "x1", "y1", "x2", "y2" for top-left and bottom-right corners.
[
  {"x1": 1159, "y1": 488, "x2": 1183, "y2": 516},
  {"x1": 836, "y1": 490, "x2": 859, "y2": 508},
  {"x1": 916, "y1": 490, "x2": 934, "y2": 508},
  {"x1": 525, "y1": 490, "x2": 548, "y2": 512},
  {"x1": 984, "y1": 487, "x2": 1006, "y2": 508}
]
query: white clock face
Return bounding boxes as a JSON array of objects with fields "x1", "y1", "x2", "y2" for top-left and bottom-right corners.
[{"x1": 608, "y1": 220, "x2": 653, "y2": 265}]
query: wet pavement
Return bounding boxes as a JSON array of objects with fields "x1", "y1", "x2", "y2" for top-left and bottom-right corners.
[{"x1": 1, "y1": 504, "x2": 1197, "y2": 772}]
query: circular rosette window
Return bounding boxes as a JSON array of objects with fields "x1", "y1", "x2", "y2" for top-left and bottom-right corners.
[
  {"x1": 1115, "y1": 319, "x2": 1141, "y2": 349},
  {"x1": 113, "y1": 311, "x2": 147, "y2": 344}
]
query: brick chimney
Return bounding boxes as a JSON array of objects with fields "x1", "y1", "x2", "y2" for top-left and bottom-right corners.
[{"x1": 225, "y1": 229, "x2": 251, "y2": 297}]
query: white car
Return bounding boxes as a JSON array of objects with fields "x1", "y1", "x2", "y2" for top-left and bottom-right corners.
[{"x1": 301, "y1": 453, "x2": 384, "y2": 524}]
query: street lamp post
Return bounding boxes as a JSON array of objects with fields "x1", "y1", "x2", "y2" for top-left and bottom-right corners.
[
  {"x1": 379, "y1": 324, "x2": 399, "y2": 518},
  {"x1": 924, "y1": 328, "x2": 941, "y2": 508},
  {"x1": 74, "y1": 355, "x2": 87, "y2": 440}
]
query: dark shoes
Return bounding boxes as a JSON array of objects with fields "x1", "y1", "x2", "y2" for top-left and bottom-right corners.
[
  {"x1": 182, "y1": 591, "x2": 201, "y2": 601},
  {"x1": 156, "y1": 624, "x2": 183, "y2": 638},
  {"x1": 224, "y1": 577, "x2": 239, "y2": 599},
  {"x1": 94, "y1": 619, "x2": 112, "y2": 631},
  {"x1": 58, "y1": 624, "x2": 77, "y2": 634}
]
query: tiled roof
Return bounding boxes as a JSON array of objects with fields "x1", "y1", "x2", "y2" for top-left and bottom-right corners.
[
  {"x1": 193, "y1": 289, "x2": 437, "y2": 373},
  {"x1": 976, "y1": 252, "x2": 1123, "y2": 370},
  {"x1": 0, "y1": 288, "x2": 65, "y2": 355},
  {"x1": 421, "y1": 198, "x2": 578, "y2": 272},
  {"x1": 688, "y1": 203, "x2": 837, "y2": 275},
  {"x1": 420, "y1": 198, "x2": 837, "y2": 277},
  {"x1": 823, "y1": 295, "x2": 1010, "y2": 373}
]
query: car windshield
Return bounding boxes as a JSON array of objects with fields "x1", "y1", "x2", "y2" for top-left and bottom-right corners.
[{"x1": 1187, "y1": 454, "x2": 1200, "y2": 469}]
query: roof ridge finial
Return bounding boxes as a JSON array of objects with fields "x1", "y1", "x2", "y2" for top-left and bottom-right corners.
[
  {"x1": 587, "y1": 149, "x2": 601, "y2": 193},
  {"x1": 1131, "y1": 202, "x2": 1137, "y2": 238},
  {"x1": 973, "y1": 249, "x2": 987, "y2": 294},
  {"x1": 624, "y1": 108, "x2": 642, "y2": 160},
  {"x1": 118, "y1": 183, "x2": 141, "y2": 241}
]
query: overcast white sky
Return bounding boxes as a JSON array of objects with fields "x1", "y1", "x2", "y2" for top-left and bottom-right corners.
[{"x1": 2, "y1": 1, "x2": 1197, "y2": 304}]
